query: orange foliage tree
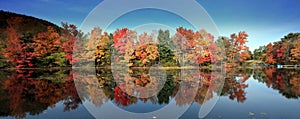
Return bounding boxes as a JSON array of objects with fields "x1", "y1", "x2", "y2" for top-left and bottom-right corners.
[
  {"x1": 33, "y1": 26, "x2": 66, "y2": 66},
  {"x1": 291, "y1": 38, "x2": 300, "y2": 63},
  {"x1": 227, "y1": 32, "x2": 250, "y2": 66},
  {"x1": 173, "y1": 27, "x2": 223, "y2": 66},
  {"x1": 265, "y1": 43, "x2": 276, "y2": 64},
  {"x1": 34, "y1": 26, "x2": 62, "y2": 56},
  {"x1": 61, "y1": 22, "x2": 83, "y2": 65},
  {"x1": 3, "y1": 17, "x2": 35, "y2": 68}
]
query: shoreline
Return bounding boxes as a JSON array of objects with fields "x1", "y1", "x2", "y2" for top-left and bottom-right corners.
[{"x1": 2, "y1": 65, "x2": 300, "y2": 70}]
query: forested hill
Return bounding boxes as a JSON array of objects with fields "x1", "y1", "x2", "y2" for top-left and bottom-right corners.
[
  {"x1": 0, "y1": 10, "x2": 61, "y2": 68},
  {"x1": 0, "y1": 10, "x2": 60, "y2": 40}
]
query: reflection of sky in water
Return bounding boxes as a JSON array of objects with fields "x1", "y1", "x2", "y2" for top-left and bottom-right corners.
[
  {"x1": 199, "y1": 76, "x2": 300, "y2": 119},
  {"x1": 115, "y1": 99, "x2": 168, "y2": 113},
  {"x1": 23, "y1": 101, "x2": 93, "y2": 119}
]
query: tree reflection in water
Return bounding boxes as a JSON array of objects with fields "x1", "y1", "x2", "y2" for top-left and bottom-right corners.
[
  {"x1": 1, "y1": 67, "x2": 300, "y2": 118},
  {"x1": 77, "y1": 68, "x2": 235, "y2": 108},
  {"x1": 253, "y1": 67, "x2": 300, "y2": 99},
  {"x1": 0, "y1": 69, "x2": 81, "y2": 118},
  {"x1": 220, "y1": 68, "x2": 251, "y2": 103}
]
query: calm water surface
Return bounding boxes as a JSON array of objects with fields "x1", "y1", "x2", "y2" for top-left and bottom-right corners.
[{"x1": 0, "y1": 68, "x2": 300, "y2": 119}]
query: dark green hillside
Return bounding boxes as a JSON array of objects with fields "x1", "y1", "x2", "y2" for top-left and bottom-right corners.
[{"x1": 0, "y1": 10, "x2": 60, "y2": 36}]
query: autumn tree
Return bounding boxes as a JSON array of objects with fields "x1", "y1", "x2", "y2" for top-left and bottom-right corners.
[
  {"x1": 282, "y1": 33, "x2": 300, "y2": 64},
  {"x1": 61, "y1": 22, "x2": 82, "y2": 65},
  {"x1": 2, "y1": 17, "x2": 35, "y2": 68},
  {"x1": 173, "y1": 27, "x2": 195, "y2": 65},
  {"x1": 34, "y1": 26, "x2": 62, "y2": 55},
  {"x1": 137, "y1": 32, "x2": 155, "y2": 46},
  {"x1": 217, "y1": 32, "x2": 250, "y2": 67},
  {"x1": 193, "y1": 29, "x2": 222, "y2": 65},
  {"x1": 291, "y1": 38, "x2": 300, "y2": 63},
  {"x1": 0, "y1": 17, "x2": 24, "y2": 68},
  {"x1": 264, "y1": 42, "x2": 286, "y2": 65},
  {"x1": 111, "y1": 29, "x2": 161, "y2": 67},
  {"x1": 133, "y1": 33, "x2": 159, "y2": 66},
  {"x1": 33, "y1": 26, "x2": 66, "y2": 66},
  {"x1": 265, "y1": 43, "x2": 276, "y2": 64},
  {"x1": 85, "y1": 27, "x2": 102, "y2": 62},
  {"x1": 133, "y1": 44, "x2": 158, "y2": 67},
  {"x1": 173, "y1": 28, "x2": 223, "y2": 66},
  {"x1": 255, "y1": 33, "x2": 300, "y2": 65},
  {"x1": 231, "y1": 32, "x2": 250, "y2": 64},
  {"x1": 112, "y1": 28, "x2": 137, "y2": 67},
  {"x1": 113, "y1": 28, "x2": 136, "y2": 55},
  {"x1": 95, "y1": 32, "x2": 113, "y2": 66}
]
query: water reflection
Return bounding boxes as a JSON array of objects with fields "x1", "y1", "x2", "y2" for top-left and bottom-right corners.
[
  {"x1": 0, "y1": 69, "x2": 81, "y2": 118},
  {"x1": 0, "y1": 68, "x2": 300, "y2": 118},
  {"x1": 75, "y1": 68, "x2": 222, "y2": 110},
  {"x1": 221, "y1": 68, "x2": 252, "y2": 103},
  {"x1": 253, "y1": 67, "x2": 300, "y2": 99}
]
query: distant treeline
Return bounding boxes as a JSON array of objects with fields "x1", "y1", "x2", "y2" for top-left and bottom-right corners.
[
  {"x1": 1, "y1": 10, "x2": 299, "y2": 69},
  {"x1": 253, "y1": 33, "x2": 300, "y2": 65}
]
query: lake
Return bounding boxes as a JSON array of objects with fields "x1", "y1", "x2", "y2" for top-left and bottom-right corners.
[{"x1": 0, "y1": 67, "x2": 300, "y2": 119}]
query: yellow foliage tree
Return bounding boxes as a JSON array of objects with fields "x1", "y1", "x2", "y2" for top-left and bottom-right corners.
[
  {"x1": 85, "y1": 27, "x2": 102, "y2": 62},
  {"x1": 291, "y1": 38, "x2": 300, "y2": 63}
]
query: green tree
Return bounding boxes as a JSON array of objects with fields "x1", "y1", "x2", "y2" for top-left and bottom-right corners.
[
  {"x1": 253, "y1": 46, "x2": 266, "y2": 60},
  {"x1": 157, "y1": 30, "x2": 178, "y2": 66}
]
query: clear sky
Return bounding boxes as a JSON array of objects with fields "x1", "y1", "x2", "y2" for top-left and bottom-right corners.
[{"x1": 1, "y1": 0, "x2": 300, "y2": 51}]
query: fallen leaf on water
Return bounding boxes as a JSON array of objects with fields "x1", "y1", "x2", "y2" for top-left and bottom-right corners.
[{"x1": 260, "y1": 112, "x2": 267, "y2": 115}]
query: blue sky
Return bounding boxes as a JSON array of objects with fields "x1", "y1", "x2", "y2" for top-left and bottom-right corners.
[{"x1": 1, "y1": 0, "x2": 300, "y2": 51}]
